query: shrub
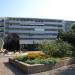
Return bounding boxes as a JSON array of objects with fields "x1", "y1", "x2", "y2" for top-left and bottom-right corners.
[
  {"x1": 14, "y1": 53, "x2": 61, "y2": 65},
  {"x1": 57, "y1": 24, "x2": 75, "y2": 47},
  {"x1": 14, "y1": 56, "x2": 28, "y2": 61},
  {"x1": 25, "y1": 59, "x2": 41, "y2": 64},
  {"x1": 40, "y1": 58, "x2": 57, "y2": 65},
  {"x1": 24, "y1": 57, "x2": 57, "y2": 65},
  {"x1": 14, "y1": 54, "x2": 59, "y2": 65},
  {"x1": 25, "y1": 58, "x2": 56, "y2": 65},
  {"x1": 53, "y1": 39, "x2": 72, "y2": 57},
  {"x1": 37, "y1": 39, "x2": 72, "y2": 57}
]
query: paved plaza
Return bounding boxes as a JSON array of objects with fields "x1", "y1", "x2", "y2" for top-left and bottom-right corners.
[{"x1": 0, "y1": 55, "x2": 75, "y2": 75}]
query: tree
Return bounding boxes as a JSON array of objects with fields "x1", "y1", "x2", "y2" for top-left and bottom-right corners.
[
  {"x1": 57, "y1": 23, "x2": 75, "y2": 46},
  {"x1": 3, "y1": 33, "x2": 20, "y2": 51},
  {"x1": 71, "y1": 23, "x2": 75, "y2": 30}
]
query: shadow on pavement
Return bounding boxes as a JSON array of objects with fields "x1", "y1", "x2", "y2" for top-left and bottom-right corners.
[
  {"x1": 55, "y1": 58, "x2": 75, "y2": 75},
  {"x1": 4, "y1": 62, "x2": 29, "y2": 75},
  {"x1": 54, "y1": 64, "x2": 75, "y2": 75}
]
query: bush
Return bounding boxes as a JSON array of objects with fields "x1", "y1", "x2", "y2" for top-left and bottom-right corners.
[
  {"x1": 25, "y1": 59, "x2": 41, "y2": 64},
  {"x1": 25, "y1": 57, "x2": 59, "y2": 65},
  {"x1": 57, "y1": 24, "x2": 75, "y2": 47},
  {"x1": 40, "y1": 58, "x2": 57, "y2": 65},
  {"x1": 14, "y1": 54, "x2": 59, "y2": 65},
  {"x1": 37, "y1": 39, "x2": 72, "y2": 57},
  {"x1": 57, "y1": 30, "x2": 75, "y2": 47},
  {"x1": 53, "y1": 39, "x2": 72, "y2": 57},
  {"x1": 14, "y1": 56, "x2": 28, "y2": 61}
]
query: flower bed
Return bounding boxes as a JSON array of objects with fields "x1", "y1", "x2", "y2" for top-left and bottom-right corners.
[
  {"x1": 9, "y1": 57, "x2": 75, "y2": 74},
  {"x1": 9, "y1": 51, "x2": 75, "y2": 74},
  {"x1": 9, "y1": 58, "x2": 54, "y2": 74}
]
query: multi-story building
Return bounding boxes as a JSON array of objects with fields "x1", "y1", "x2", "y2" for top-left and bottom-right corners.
[
  {"x1": 0, "y1": 17, "x2": 74, "y2": 49},
  {"x1": 63, "y1": 21, "x2": 75, "y2": 31}
]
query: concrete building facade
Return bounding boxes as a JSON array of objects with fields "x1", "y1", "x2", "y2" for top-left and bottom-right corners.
[{"x1": 0, "y1": 17, "x2": 74, "y2": 47}]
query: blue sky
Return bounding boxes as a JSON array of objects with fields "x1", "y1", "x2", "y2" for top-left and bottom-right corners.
[{"x1": 0, "y1": 0, "x2": 75, "y2": 21}]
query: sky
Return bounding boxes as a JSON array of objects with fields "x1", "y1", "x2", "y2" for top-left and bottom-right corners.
[{"x1": 0, "y1": 0, "x2": 75, "y2": 21}]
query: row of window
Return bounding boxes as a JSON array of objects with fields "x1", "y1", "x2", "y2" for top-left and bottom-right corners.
[
  {"x1": 0, "y1": 26, "x2": 4, "y2": 27},
  {"x1": 0, "y1": 33, "x2": 3, "y2": 37},
  {"x1": 7, "y1": 18, "x2": 62, "y2": 23},
  {"x1": 7, "y1": 25, "x2": 62, "y2": 28},
  {"x1": 0, "y1": 19, "x2": 4, "y2": 22},
  {"x1": 6, "y1": 27, "x2": 58, "y2": 31},
  {"x1": 17, "y1": 33, "x2": 57, "y2": 36},
  {"x1": 5, "y1": 32, "x2": 57, "y2": 36},
  {"x1": 20, "y1": 38, "x2": 56, "y2": 40},
  {"x1": 0, "y1": 30, "x2": 4, "y2": 32},
  {"x1": 6, "y1": 22, "x2": 62, "y2": 27},
  {"x1": 6, "y1": 28, "x2": 34, "y2": 30}
]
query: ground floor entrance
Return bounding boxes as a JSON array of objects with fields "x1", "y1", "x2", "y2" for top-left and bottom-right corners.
[{"x1": 20, "y1": 44, "x2": 38, "y2": 51}]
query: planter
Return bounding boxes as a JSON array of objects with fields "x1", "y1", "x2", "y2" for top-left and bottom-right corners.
[{"x1": 9, "y1": 57, "x2": 75, "y2": 74}]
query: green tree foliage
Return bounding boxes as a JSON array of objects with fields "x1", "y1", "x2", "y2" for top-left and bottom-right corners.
[
  {"x1": 37, "y1": 40, "x2": 72, "y2": 57},
  {"x1": 57, "y1": 23, "x2": 75, "y2": 46},
  {"x1": 3, "y1": 33, "x2": 20, "y2": 51},
  {"x1": 71, "y1": 23, "x2": 75, "y2": 30}
]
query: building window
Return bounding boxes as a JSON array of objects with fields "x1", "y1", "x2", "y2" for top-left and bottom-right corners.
[
  {"x1": 34, "y1": 28, "x2": 44, "y2": 31},
  {"x1": 45, "y1": 29, "x2": 57, "y2": 31}
]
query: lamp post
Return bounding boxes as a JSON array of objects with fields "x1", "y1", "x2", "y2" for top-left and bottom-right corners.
[{"x1": 3, "y1": 18, "x2": 6, "y2": 40}]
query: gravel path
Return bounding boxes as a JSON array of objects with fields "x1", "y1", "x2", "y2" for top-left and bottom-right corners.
[{"x1": 0, "y1": 56, "x2": 75, "y2": 75}]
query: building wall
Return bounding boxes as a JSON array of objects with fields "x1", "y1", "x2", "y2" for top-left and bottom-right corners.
[
  {"x1": 0, "y1": 18, "x2": 4, "y2": 38},
  {"x1": 0, "y1": 17, "x2": 70, "y2": 44}
]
